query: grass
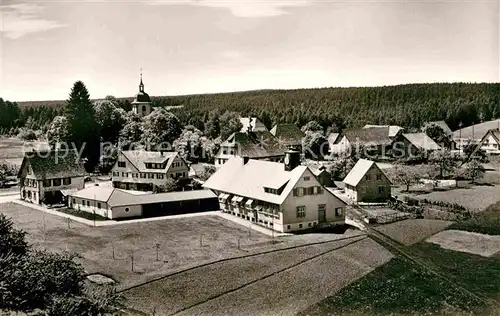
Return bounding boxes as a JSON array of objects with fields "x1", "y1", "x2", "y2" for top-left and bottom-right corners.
[
  {"x1": 57, "y1": 208, "x2": 108, "y2": 221},
  {"x1": 374, "y1": 219, "x2": 453, "y2": 245},
  {"x1": 449, "y1": 201, "x2": 500, "y2": 236},
  {"x1": 300, "y1": 242, "x2": 500, "y2": 316}
]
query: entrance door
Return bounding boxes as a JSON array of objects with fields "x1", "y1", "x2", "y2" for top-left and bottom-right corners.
[{"x1": 318, "y1": 204, "x2": 326, "y2": 223}]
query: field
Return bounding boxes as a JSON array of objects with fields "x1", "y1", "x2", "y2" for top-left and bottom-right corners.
[
  {"x1": 300, "y1": 242, "x2": 500, "y2": 315},
  {"x1": 124, "y1": 237, "x2": 393, "y2": 316},
  {"x1": 427, "y1": 230, "x2": 500, "y2": 257},
  {"x1": 374, "y1": 219, "x2": 453, "y2": 245},
  {"x1": 0, "y1": 137, "x2": 49, "y2": 167}
]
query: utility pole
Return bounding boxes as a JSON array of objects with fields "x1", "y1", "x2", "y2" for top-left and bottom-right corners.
[
  {"x1": 130, "y1": 249, "x2": 134, "y2": 272},
  {"x1": 458, "y1": 121, "x2": 463, "y2": 155},
  {"x1": 155, "y1": 243, "x2": 160, "y2": 261}
]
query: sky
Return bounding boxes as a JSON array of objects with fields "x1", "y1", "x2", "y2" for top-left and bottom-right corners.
[{"x1": 0, "y1": 0, "x2": 499, "y2": 101}]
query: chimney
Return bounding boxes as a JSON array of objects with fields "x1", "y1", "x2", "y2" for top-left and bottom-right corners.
[
  {"x1": 284, "y1": 150, "x2": 301, "y2": 171},
  {"x1": 243, "y1": 156, "x2": 250, "y2": 165}
]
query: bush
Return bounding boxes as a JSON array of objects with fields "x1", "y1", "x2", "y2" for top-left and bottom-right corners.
[{"x1": 18, "y1": 129, "x2": 37, "y2": 141}]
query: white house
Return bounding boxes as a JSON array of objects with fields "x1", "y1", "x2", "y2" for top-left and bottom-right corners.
[
  {"x1": 480, "y1": 129, "x2": 500, "y2": 154},
  {"x1": 68, "y1": 186, "x2": 219, "y2": 219},
  {"x1": 111, "y1": 150, "x2": 189, "y2": 191},
  {"x1": 343, "y1": 159, "x2": 392, "y2": 203},
  {"x1": 204, "y1": 151, "x2": 346, "y2": 232},
  {"x1": 18, "y1": 150, "x2": 86, "y2": 205},
  {"x1": 240, "y1": 117, "x2": 268, "y2": 133}
]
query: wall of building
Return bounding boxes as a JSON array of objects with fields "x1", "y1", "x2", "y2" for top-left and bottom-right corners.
[
  {"x1": 354, "y1": 165, "x2": 392, "y2": 202},
  {"x1": 70, "y1": 198, "x2": 109, "y2": 218},
  {"x1": 481, "y1": 134, "x2": 500, "y2": 153},
  {"x1": 281, "y1": 168, "x2": 345, "y2": 232},
  {"x1": 110, "y1": 205, "x2": 142, "y2": 219}
]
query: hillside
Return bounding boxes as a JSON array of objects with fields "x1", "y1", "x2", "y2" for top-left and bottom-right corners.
[{"x1": 15, "y1": 82, "x2": 500, "y2": 130}]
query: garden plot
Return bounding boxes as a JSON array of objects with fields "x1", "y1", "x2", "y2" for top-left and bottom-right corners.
[
  {"x1": 427, "y1": 230, "x2": 500, "y2": 257},
  {"x1": 412, "y1": 185, "x2": 500, "y2": 211},
  {"x1": 375, "y1": 219, "x2": 453, "y2": 245}
]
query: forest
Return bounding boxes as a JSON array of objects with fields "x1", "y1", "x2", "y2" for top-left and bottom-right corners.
[{"x1": 5, "y1": 82, "x2": 500, "y2": 133}]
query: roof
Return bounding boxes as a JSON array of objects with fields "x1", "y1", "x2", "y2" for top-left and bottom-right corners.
[
  {"x1": 120, "y1": 150, "x2": 179, "y2": 172},
  {"x1": 220, "y1": 131, "x2": 285, "y2": 159},
  {"x1": 344, "y1": 127, "x2": 393, "y2": 146},
  {"x1": 363, "y1": 125, "x2": 403, "y2": 138},
  {"x1": 18, "y1": 149, "x2": 86, "y2": 179},
  {"x1": 240, "y1": 117, "x2": 267, "y2": 132},
  {"x1": 203, "y1": 157, "x2": 306, "y2": 204},
  {"x1": 401, "y1": 133, "x2": 441, "y2": 151},
  {"x1": 133, "y1": 92, "x2": 151, "y2": 103},
  {"x1": 270, "y1": 124, "x2": 304, "y2": 147},
  {"x1": 328, "y1": 133, "x2": 341, "y2": 144},
  {"x1": 203, "y1": 157, "x2": 345, "y2": 206},
  {"x1": 453, "y1": 119, "x2": 500, "y2": 140},
  {"x1": 422, "y1": 121, "x2": 452, "y2": 135},
  {"x1": 480, "y1": 129, "x2": 500, "y2": 144},
  {"x1": 69, "y1": 186, "x2": 216, "y2": 207},
  {"x1": 343, "y1": 159, "x2": 390, "y2": 187}
]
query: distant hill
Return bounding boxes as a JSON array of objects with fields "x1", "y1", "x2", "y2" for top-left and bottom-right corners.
[
  {"x1": 15, "y1": 82, "x2": 500, "y2": 130},
  {"x1": 453, "y1": 119, "x2": 500, "y2": 140}
]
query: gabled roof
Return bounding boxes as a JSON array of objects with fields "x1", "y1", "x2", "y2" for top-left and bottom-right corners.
[
  {"x1": 240, "y1": 117, "x2": 268, "y2": 132},
  {"x1": 328, "y1": 133, "x2": 341, "y2": 144},
  {"x1": 120, "y1": 150, "x2": 180, "y2": 172},
  {"x1": 480, "y1": 129, "x2": 500, "y2": 144},
  {"x1": 401, "y1": 133, "x2": 441, "y2": 151},
  {"x1": 363, "y1": 125, "x2": 403, "y2": 138},
  {"x1": 70, "y1": 186, "x2": 116, "y2": 202},
  {"x1": 343, "y1": 127, "x2": 393, "y2": 146},
  {"x1": 270, "y1": 124, "x2": 304, "y2": 147},
  {"x1": 203, "y1": 157, "x2": 306, "y2": 204},
  {"x1": 343, "y1": 159, "x2": 390, "y2": 187},
  {"x1": 18, "y1": 150, "x2": 86, "y2": 179},
  {"x1": 422, "y1": 121, "x2": 453, "y2": 135},
  {"x1": 220, "y1": 131, "x2": 285, "y2": 158}
]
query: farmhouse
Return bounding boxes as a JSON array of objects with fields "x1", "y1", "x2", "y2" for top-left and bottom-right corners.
[
  {"x1": 270, "y1": 123, "x2": 305, "y2": 150},
  {"x1": 68, "y1": 186, "x2": 219, "y2": 219},
  {"x1": 131, "y1": 73, "x2": 152, "y2": 117},
  {"x1": 480, "y1": 129, "x2": 500, "y2": 154},
  {"x1": 343, "y1": 159, "x2": 391, "y2": 203},
  {"x1": 18, "y1": 150, "x2": 85, "y2": 205},
  {"x1": 111, "y1": 150, "x2": 189, "y2": 191},
  {"x1": 392, "y1": 133, "x2": 441, "y2": 159},
  {"x1": 204, "y1": 151, "x2": 346, "y2": 232},
  {"x1": 215, "y1": 131, "x2": 285, "y2": 167},
  {"x1": 240, "y1": 117, "x2": 268, "y2": 133},
  {"x1": 334, "y1": 127, "x2": 394, "y2": 156}
]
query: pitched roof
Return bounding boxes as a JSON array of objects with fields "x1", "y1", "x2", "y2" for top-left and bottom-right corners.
[
  {"x1": 270, "y1": 124, "x2": 305, "y2": 147},
  {"x1": 344, "y1": 127, "x2": 393, "y2": 146},
  {"x1": 19, "y1": 150, "x2": 86, "y2": 179},
  {"x1": 343, "y1": 159, "x2": 390, "y2": 187},
  {"x1": 203, "y1": 157, "x2": 306, "y2": 204},
  {"x1": 422, "y1": 121, "x2": 453, "y2": 135},
  {"x1": 480, "y1": 129, "x2": 500, "y2": 144},
  {"x1": 240, "y1": 117, "x2": 267, "y2": 132},
  {"x1": 70, "y1": 186, "x2": 115, "y2": 202},
  {"x1": 328, "y1": 133, "x2": 341, "y2": 144},
  {"x1": 121, "y1": 150, "x2": 179, "y2": 172},
  {"x1": 363, "y1": 125, "x2": 403, "y2": 138},
  {"x1": 221, "y1": 131, "x2": 285, "y2": 158},
  {"x1": 401, "y1": 133, "x2": 441, "y2": 151}
]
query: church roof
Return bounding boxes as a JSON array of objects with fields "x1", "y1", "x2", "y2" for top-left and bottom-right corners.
[{"x1": 133, "y1": 91, "x2": 151, "y2": 103}]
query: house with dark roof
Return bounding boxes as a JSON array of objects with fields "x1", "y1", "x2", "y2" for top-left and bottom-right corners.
[
  {"x1": 343, "y1": 159, "x2": 391, "y2": 202},
  {"x1": 270, "y1": 123, "x2": 304, "y2": 150},
  {"x1": 392, "y1": 133, "x2": 441, "y2": 159},
  {"x1": 68, "y1": 186, "x2": 219, "y2": 219},
  {"x1": 215, "y1": 131, "x2": 286, "y2": 167},
  {"x1": 18, "y1": 150, "x2": 86, "y2": 205},
  {"x1": 480, "y1": 129, "x2": 500, "y2": 154},
  {"x1": 204, "y1": 151, "x2": 346, "y2": 232},
  {"x1": 335, "y1": 127, "x2": 394, "y2": 157},
  {"x1": 111, "y1": 150, "x2": 189, "y2": 191}
]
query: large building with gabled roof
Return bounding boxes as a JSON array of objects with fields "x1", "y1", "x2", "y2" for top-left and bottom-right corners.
[
  {"x1": 111, "y1": 150, "x2": 189, "y2": 191},
  {"x1": 343, "y1": 159, "x2": 391, "y2": 203},
  {"x1": 270, "y1": 123, "x2": 305, "y2": 150},
  {"x1": 18, "y1": 149, "x2": 86, "y2": 205},
  {"x1": 204, "y1": 151, "x2": 346, "y2": 232}
]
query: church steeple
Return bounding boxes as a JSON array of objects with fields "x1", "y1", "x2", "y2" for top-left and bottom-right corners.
[{"x1": 139, "y1": 69, "x2": 145, "y2": 93}]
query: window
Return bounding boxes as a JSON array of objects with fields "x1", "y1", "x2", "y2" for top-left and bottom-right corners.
[
  {"x1": 303, "y1": 176, "x2": 310, "y2": 181},
  {"x1": 299, "y1": 224, "x2": 303, "y2": 228},
  {"x1": 43, "y1": 180, "x2": 51, "y2": 187},
  {"x1": 33, "y1": 181, "x2": 38, "y2": 188},
  {"x1": 63, "y1": 178, "x2": 71, "y2": 185},
  {"x1": 318, "y1": 204, "x2": 326, "y2": 212},
  {"x1": 122, "y1": 172, "x2": 126, "y2": 177},
  {"x1": 87, "y1": 201, "x2": 90, "y2": 207},
  {"x1": 296, "y1": 206, "x2": 306, "y2": 218},
  {"x1": 118, "y1": 161, "x2": 126, "y2": 168},
  {"x1": 142, "y1": 105, "x2": 146, "y2": 112},
  {"x1": 335, "y1": 207, "x2": 343, "y2": 216},
  {"x1": 287, "y1": 225, "x2": 291, "y2": 230},
  {"x1": 317, "y1": 186, "x2": 324, "y2": 195},
  {"x1": 53, "y1": 179, "x2": 61, "y2": 186},
  {"x1": 302, "y1": 188, "x2": 308, "y2": 196},
  {"x1": 132, "y1": 173, "x2": 136, "y2": 178},
  {"x1": 376, "y1": 174, "x2": 382, "y2": 180},
  {"x1": 97, "y1": 203, "x2": 101, "y2": 209},
  {"x1": 308, "y1": 223, "x2": 312, "y2": 227},
  {"x1": 307, "y1": 187, "x2": 314, "y2": 195},
  {"x1": 365, "y1": 175, "x2": 371, "y2": 180},
  {"x1": 72, "y1": 198, "x2": 76, "y2": 205},
  {"x1": 223, "y1": 150, "x2": 227, "y2": 155},
  {"x1": 378, "y1": 186, "x2": 385, "y2": 193},
  {"x1": 28, "y1": 191, "x2": 32, "y2": 198},
  {"x1": 125, "y1": 208, "x2": 130, "y2": 213}
]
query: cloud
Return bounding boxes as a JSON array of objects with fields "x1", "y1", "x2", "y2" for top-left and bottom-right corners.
[
  {"x1": 0, "y1": 3, "x2": 66, "y2": 39},
  {"x1": 147, "y1": 0, "x2": 312, "y2": 18}
]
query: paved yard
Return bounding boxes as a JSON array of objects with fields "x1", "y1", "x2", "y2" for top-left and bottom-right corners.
[
  {"x1": 374, "y1": 219, "x2": 453, "y2": 245},
  {"x1": 124, "y1": 237, "x2": 392, "y2": 316}
]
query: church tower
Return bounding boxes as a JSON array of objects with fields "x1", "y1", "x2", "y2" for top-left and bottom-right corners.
[{"x1": 131, "y1": 71, "x2": 152, "y2": 117}]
